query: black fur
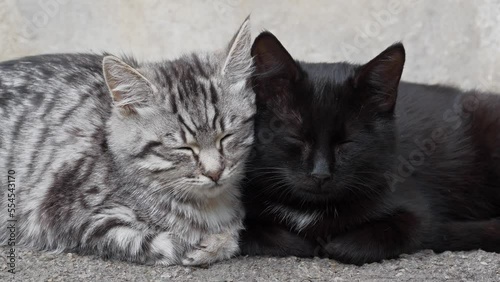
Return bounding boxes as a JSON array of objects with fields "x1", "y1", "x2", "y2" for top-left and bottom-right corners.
[{"x1": 241, "y1": 31, "x2": 500, "y2": 265}]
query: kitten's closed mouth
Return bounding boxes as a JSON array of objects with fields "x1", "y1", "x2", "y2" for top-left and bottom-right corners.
[
  {"x1": 301, "y1": 186, "x2": 334, "y2": 197},
  {"x1": 208, "y1": 181, "x2": 225, "y2": 189}
]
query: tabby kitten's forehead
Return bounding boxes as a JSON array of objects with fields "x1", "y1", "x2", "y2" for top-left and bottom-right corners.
[{"x1": 149, "y1": 52, "x2": 255, "y2": 128}]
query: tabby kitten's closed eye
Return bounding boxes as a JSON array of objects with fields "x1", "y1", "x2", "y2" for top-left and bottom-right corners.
[{"x1": 0, "y1": 17, "x2": 255, "y2": 266}]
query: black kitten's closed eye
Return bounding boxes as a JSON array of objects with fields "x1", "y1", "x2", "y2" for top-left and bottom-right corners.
[
  {"x1": 283, "y1": 136, "x2": 304, "y2": 154},
  {"x1": 336, "y1": 140, "x2": 354, "y2": 154},
  {"x1": 338, "y1": 140, "x2": 353, "y2": 145},
  {"x1": 284, "y1": 135, "x2": 304, "y2": 145}
]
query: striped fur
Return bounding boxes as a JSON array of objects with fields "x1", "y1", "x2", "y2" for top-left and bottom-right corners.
[{"x1": 0, "y1": 18, "x2": 255, "y2": 266}]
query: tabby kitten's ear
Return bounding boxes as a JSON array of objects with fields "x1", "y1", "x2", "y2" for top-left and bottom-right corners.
[
  {"x1": 103, "y1": 56, "x2": 157, "y2": 115},
  {"x1": 222, "y1": 15, "x2": 253, "y2": 83},
  {"x1": 353, "y1": 43, "x2": 405, "y2": 113},
  {"x1": 251, "y1": 31, "x2": 301, "y2": 100}
]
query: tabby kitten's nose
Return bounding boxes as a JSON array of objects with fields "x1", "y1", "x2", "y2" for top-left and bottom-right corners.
[{"x1": 203, "y1": 166, "x2": 224, "y2": 182}]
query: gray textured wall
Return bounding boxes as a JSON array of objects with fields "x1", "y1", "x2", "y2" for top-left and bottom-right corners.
[{"x1": 1, "y1": 0, "x2": 499, "y2": 92}]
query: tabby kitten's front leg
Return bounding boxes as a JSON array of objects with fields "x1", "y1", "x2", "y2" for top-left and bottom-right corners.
[
  {"x1": 81, "y1": 209, "x2": 183, "y2": 265},
  {"x1": 182, "y1": 229, "x2": 239, "y2": 266}
]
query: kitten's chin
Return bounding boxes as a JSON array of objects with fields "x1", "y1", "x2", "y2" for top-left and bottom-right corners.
[
  {"x1": 285, "y1": 177, "x2": 331, "y2": 195},
  {"x1": 192, "y1": 179, "x2": 238, "y2": 199},
  {"x1": 299, "y1": 188, "x2": 336, "y2": 199},
  {"x1": 293, "y1": 182, "x2": 337, "y2": 200}
]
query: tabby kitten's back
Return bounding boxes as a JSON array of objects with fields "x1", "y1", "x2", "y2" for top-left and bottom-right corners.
[{"x1": 0, "y1": 17, "x2": 255, "y2": 266}]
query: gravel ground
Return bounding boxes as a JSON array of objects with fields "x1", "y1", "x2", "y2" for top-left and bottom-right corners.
[{"x1": 1, "y1": 247, "x2": 499, "y2": 281}]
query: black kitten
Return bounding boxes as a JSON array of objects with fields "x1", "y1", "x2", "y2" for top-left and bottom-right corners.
[{"x1": 240, "y1": 32, "x2": 500, "y2": 265}]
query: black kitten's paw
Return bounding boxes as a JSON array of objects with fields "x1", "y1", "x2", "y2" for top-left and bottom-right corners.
[{"x1": 318, "y1": 235, "x2": 390, "y2": 266}]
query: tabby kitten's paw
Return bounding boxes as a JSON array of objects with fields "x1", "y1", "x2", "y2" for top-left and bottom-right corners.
[{"x1": 181, "y1": 232, "x2": 238, "y2": 266}]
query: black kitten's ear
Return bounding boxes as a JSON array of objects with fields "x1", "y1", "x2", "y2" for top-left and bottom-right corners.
[
  {"x1": 251, "y1": 32, "x2": 301, "y2": 99},
  {"x1": 354, "y1": 43, "x2": 405, "y2": 113}
]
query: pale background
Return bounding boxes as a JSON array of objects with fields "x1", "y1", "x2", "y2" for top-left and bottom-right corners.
[{"x1": 1, "y1": 0, "x2": 499, "y2": 92}]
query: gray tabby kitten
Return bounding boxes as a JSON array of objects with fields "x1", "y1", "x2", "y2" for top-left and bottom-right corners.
[{"x1": 0, "y1": 18, "x2": 255, "y2": 266}]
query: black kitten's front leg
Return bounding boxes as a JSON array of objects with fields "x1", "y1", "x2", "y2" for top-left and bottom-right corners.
[
  {"x1": 320, "y1": 210, "x2": 422, "y2": 265},
  {"x1": 240, "y1": 220, "x2": 318, "y2": 257}
]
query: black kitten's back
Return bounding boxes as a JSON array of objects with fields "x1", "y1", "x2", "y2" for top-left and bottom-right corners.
[{"x1": 396, "y1": 82, "x2": 500, "y2": 220}]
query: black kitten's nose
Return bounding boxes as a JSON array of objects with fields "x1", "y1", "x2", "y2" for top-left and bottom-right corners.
[
  {"x1": 311, "y1": 154, "x2": 331, "y2": 181},
  {"x1": 311, "y1": 172, "x2": 331, "y2": 180}
]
